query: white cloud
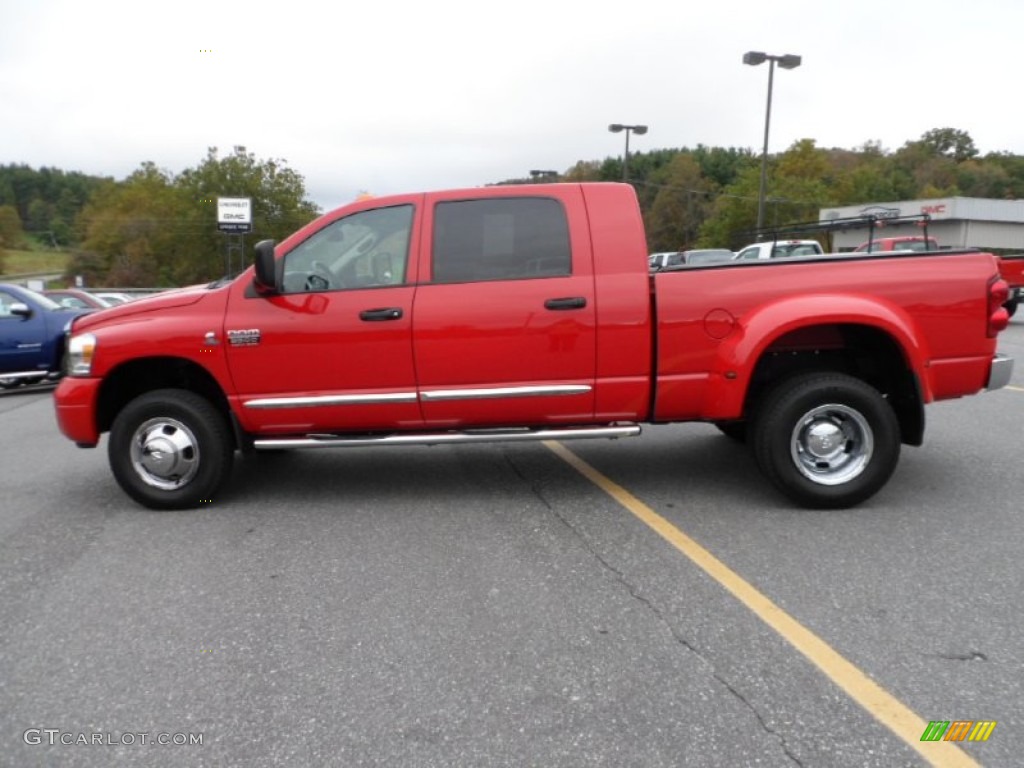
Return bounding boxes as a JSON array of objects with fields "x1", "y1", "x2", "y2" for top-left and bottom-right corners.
[{"x1": 1, "y1": 0, "x2": 1021, "y2": 212}]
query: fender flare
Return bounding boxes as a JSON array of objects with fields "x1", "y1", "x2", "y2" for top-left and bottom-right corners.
[{"x1": 703, "y1": 294, "x2": 930, "y2": 419}]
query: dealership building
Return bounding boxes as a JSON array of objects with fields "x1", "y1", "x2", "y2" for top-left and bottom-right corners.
[{"x1": 819, "y1": 197, "x2": 1024, "y2": 251}]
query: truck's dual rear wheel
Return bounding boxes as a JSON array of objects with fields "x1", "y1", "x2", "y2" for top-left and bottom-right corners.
[
  {"x1": 108, "y1": 389, "x2": 233, "y2": 510},
  {"x1": 751, "y1": 373, "x2": 900, "y2": 509}
]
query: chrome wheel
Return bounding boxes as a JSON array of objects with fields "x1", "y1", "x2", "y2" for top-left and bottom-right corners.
[
  {"x1": 129, "y1": 417, "x2": 201, "y2": 490},
  {"x1": 752, "y1": 373, "x2": 900, "y2": 508},
  {"x1": 790, "y1": 403, "x2": 873, "y2": 486}
]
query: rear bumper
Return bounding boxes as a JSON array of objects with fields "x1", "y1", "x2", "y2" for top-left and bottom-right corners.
[
  {"x1": 54, "y1": 377, "x2": 101, "y2": 446},
  {"x1": 987, "y1": 353, "x2": 1014, "y2": 391}
]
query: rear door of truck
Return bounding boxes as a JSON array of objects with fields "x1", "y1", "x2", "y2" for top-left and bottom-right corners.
[{"x1": 411, "y1": 186, "x2": 597, "y2": 427}]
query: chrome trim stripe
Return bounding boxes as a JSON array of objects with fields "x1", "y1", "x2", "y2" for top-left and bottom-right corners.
[
  {"x1": 244, "y1": 393, "x2": 418, "y2": 409},
  {"x1": 253, "y1": 424, "x2": 640, "y2": 450},
  {"x1": 0, "y1": 370, "x2": 49, "y2": 381},
  {"x1": 420, "y1": 384, "x2": 591, "y2": 401}
]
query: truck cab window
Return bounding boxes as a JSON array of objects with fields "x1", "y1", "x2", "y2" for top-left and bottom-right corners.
[
  {"x1": 431, "y1": 197, "x2": 571, "y2": 283},
  {"x1": 281, "y1": 204, "x2": 413, "y2": 293}
]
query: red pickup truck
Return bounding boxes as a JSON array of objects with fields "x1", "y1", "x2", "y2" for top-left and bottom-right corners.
[
  {"x1": 854, "y1": 235, "x2": 1024, "y2": 316},
  {"x1": 998, "y1": 254, "x2": 1024, "y2": 316},
  {"x1": 53, "y1": 183, "x2": 1012, "y2": 511}
]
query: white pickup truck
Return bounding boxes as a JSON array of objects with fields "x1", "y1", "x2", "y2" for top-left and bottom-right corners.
[{"x1": 734, "y1": 239, "x2": 824, "y2": 260}]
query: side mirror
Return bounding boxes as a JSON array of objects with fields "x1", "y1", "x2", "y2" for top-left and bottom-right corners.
[
  {"x1": 253, "y1": 239, "x2": 278, "y2": 294},
  {"x1": 10, "y1": 302, "x2": 31, "y2": 318}
]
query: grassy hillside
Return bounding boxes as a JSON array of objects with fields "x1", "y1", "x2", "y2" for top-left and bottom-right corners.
[{"x1": 1, "y1": 249, "x2": 71, "y2": 279}]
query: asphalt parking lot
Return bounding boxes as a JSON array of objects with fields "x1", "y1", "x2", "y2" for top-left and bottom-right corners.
[{"x1": 2, "y1": 321, "x2": 1023, "y2": 767}]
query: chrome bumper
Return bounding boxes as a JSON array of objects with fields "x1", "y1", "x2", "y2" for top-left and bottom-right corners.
[{"x1": 987, "y1": 353, "x2": 1014, "y2": 391}]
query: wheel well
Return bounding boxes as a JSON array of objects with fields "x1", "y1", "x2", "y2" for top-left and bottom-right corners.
[
  {"x1": 744, "y1": 323, "x2": 924, "y2": 446},
  {"x1": 96, "y1": 358, "x2": 235, "y2": 446}
]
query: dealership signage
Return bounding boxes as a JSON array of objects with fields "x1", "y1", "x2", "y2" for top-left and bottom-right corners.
[
  {"x1": 859, "y1": 205, "x2": 901, "y2": 220},
  {"x1": 217, "y1": 197, "x2": 252, "y2": 233}
]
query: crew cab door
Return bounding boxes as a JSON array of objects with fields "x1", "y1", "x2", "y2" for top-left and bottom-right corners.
[
  {"x1": 412, "y1": 188, "x2": 597, "y2": 426},
  {"x1": 224, "y1": 201, "x2": 423, "y2": 435}
]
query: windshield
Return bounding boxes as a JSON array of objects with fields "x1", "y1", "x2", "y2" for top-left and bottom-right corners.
[
  {"x1": 20, "y1": 287, "x2": 64, "y2": 310},
  {"x1": 773, "y1": 243, "x2": 821, "y2": 258},
  {"x1": 685, "y1": 249, "x2": 734, "y2": 265}
]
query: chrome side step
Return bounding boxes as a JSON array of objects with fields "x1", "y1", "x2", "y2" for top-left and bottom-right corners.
[
  {"x1": 253, "y1": 424, "x2": 641, "y2": 450},
  {"x1": 0, "y1": 370, "x2": 55, "y2": 382}
]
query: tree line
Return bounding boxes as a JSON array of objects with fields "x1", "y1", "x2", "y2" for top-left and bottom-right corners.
[
  {"x1": 547, "y1": 127, "x2": 1024, "y2": 252},
  {"x1": 2, "y1": 127, "x2": 1024, "y2": 284},
  {"x1": 0, "y1": 147, "x2": 318, "y2": 285}
]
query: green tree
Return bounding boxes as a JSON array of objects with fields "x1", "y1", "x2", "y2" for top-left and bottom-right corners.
[
  {"x1": 0, "y1": 205, "x2": 26, "y2": 249},
  {"x1": 74, "y1": 163, "x2": 187, "y2": 286},
  {"x1": 919, "y1": 127, "x2": 978, "y2": 162},
  {"x1": 690, "y1": 145, "x2": 757, "y2": 188},
  {"x1": 72, "y1": 148, "x2": 320, "y2": 286},
  {"x1": 644, "y1": 154, "x2": 717, "y2": 252},
  {"x1": 697, "y1": 164, "x2": 762, "y2": 249},
  {"x1": 562, "y1": 160, "x2": 603, "y2": 182},
  {"x1": 173, "y1": 146, "x2": 320, "y2": 283},
  {"x1": 956, "y1": 159, "x2": 1011, "y2": 199}
]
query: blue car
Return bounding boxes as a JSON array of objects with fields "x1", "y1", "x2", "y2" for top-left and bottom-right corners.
[{"x1": 0, "y1": 283, "x2": 93, "y2": 388}]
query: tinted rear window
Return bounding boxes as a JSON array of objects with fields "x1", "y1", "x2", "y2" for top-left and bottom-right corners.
[{"x1": 432, "y1": 197, "x2": 571, "y2": 283}]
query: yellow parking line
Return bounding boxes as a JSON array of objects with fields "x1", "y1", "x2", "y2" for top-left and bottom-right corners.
[
  {"x1": 544, "y1": 440, "x2": 979, "y2": 768},
  {"x1": 1006, "y1": 385, "x2": 1024, "y2": 392}
]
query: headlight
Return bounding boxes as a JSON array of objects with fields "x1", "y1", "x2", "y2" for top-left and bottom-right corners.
[{"x1": 67, "y1": 333, "x2": 97, "y2": 376}]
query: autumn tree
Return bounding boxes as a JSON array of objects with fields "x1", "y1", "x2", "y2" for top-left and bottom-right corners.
[
  {"x1": 919, "y1": 127, "x2": 978, "y2": 162},
  {"x1": 697, "y1": 164, "x2": 762, "y2": 249},
  {"x1": 69, "y1": 148, "x2": 319, "y2": 286},
  {"x1": 172, "y1": 146, "x2": 320, "y2": 284},
  {"x1": 644, "y1": 154, "x2": 717, "y2": 252},
  {"x1": 0, "y1": 205, "x2": 25, "y2": 249},
  {"x1": 72, "y1": 163, "x2": 187, "y2": 286}
]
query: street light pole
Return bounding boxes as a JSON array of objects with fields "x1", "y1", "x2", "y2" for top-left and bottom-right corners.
[
  {"x1": 608, "y1": 123, "x2": 648, "y2": 181},
  {"x1": 743, "y1": 51, "x2": 801, "y2": 234}
]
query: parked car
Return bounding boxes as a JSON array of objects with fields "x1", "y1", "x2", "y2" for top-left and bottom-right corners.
[
  {"x1": 0, "y1": 284, "x2": 92, "y2": 388},
  {"x1": 649, "y1": 249, "x2": 734, "y2": 270},
  {"x1": 680, "y1": 248, "x2": 735, "y2": 266},
  {"x1": 854, "y1": 235, "x2": 939, "y2": 253},
  {"x1": 94, "y1": 292, "x2": 135, "y2": 305},
  {"x1": 44, "y1": 288, "x2": 113, "y2": 310},
  {"x1": 649, "y1": 252, "x2": 681, "y2": 270},
  {"x1": 734, "y1": 240, "x2": 825, "y2": 260}
]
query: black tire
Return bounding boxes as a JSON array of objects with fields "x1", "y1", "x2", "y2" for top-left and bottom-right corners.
[
  {"x1": 1004, "y1": 298, "x2": 1018, "y2": 318},
  {"x1": 750, "y1": 372, "x2": 900, "y2": 509},
  {"x1": 108, "y1": 389, "x2": 233, "y2": 510},
  {"x1": 713, "y1": 421, "x2": 747, "y2": 442}
]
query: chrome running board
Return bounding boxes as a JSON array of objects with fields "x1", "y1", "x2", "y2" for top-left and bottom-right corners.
[
  {"x1": 0, "y1": 369, "x2": 55, "y2": 382},
  {"x1": 252, "y1": 424, "x2": 641, "y2": 450}
]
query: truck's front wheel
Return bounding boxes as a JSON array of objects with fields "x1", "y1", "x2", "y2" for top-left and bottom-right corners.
[
  {"x1": 751, "y1": 373, "x2": 900, "y2": 509},
  {"x1": 108, "y1": 389, "x2": 233, "y2": 510}
]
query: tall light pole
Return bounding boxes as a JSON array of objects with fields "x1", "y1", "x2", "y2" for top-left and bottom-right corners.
[
  {"x1": 743, "y1": 51, "x2": 801, "y2": 234},
  {"x1": 608, "y1": 123, "x2": 648, "y2": 181}
]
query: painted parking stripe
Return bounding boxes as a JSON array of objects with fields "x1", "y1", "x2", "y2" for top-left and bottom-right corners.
[
  {"x1": 1006, "y1": 385, "x2": 1024, "y2": 392},
  {"x1": 543, "y1": 440, "x2": 979, "y2": 768}
]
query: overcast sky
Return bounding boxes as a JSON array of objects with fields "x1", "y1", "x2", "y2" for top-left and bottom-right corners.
[{"x1": 1, "y1": 0, "x2": 1019, "y2": 213}]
